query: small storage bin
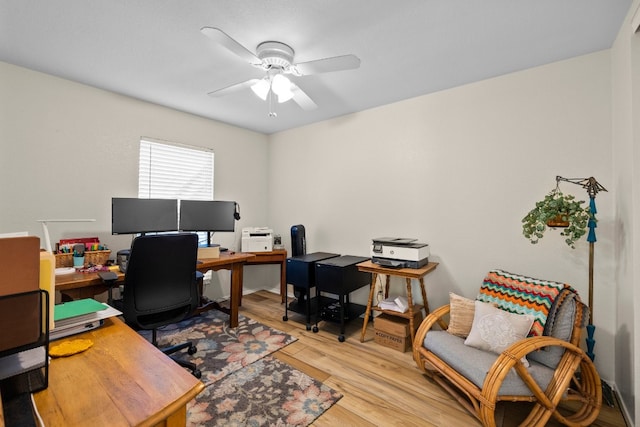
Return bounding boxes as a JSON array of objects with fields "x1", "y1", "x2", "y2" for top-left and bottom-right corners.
[{"x1": 55, "y1": 250, "x2": 111, "y2": 267}]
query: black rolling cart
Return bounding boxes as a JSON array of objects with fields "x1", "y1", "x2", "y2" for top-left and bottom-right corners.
[
  {"x1": 283, "y1": 252, "x2": 340, "y2": 330},
  {"x1": 313, "y1": 255, "x2": 370, "y2": 342}
]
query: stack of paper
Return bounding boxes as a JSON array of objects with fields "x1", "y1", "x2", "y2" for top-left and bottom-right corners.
[
  {"x1": 51, "y1": 298, "x2": 121, "y2": 340},
  {"x1": 378, "y1": 296, "x2": 409, "y2": 313}
]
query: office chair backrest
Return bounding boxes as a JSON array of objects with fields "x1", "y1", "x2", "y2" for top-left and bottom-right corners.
[
  {"x1": 123, "y1": 233, "x2": 199, "y2": 330},
  {"x1": 291, "y1": 224, "x2": 306, "y2": 257}
]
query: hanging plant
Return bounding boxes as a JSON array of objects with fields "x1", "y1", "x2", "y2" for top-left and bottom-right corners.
[{"x1": 522, "y1": 188, "x2": 592, "y2": 248}]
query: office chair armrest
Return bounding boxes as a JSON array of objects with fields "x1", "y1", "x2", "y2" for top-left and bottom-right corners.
[
  {"x1": 98, "y1": 271, "x2": 118, "y2": 283},
  {"x1": 98, "y1": 271, "x2": 119, "y2": 305}
]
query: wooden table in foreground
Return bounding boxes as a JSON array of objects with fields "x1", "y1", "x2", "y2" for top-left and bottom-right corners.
[
  {"x1": 33, "y1": 317, "x2": 204, "y2": 427},
  {"x1": 357, "y1": 260, "x2": 438, "y2": 344}
]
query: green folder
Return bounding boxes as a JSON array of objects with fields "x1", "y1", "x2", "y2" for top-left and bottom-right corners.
[{"x1": 54, "y1": 298, "x2": 107, "y2": 322}]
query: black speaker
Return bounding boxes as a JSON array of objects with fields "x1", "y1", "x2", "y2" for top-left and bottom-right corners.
[
  {"x1": 116, "y1": 249, "x2": 130, "y2": 273},
  {"x1": 290, "y1": 224, "x2": 306, "y2": 256}
]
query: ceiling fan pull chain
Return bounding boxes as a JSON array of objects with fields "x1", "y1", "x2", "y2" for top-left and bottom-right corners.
[{"x1": 268, "y1": 86, "x2": 277, "y2": 118}]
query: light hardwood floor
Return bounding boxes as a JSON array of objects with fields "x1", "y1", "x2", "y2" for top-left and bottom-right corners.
[{"x1": 238, "y1": 290, "x2": 629, "y2": 427}]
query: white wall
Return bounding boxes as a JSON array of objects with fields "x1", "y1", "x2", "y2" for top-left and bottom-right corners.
[
  {"x1": 611, "y1": 0, "x2": 640, "y2": 422},
  {"x1": 0, "y1": 61, "x2": 271, "y2": 299},
  {"x1": 269, "y1": 51, "x2": 617, "y2": 382}
]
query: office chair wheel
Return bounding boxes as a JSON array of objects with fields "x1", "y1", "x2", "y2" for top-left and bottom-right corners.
[
  {"x1": 188, "y1": 344, "x2": 197, "y2": 355},
  {"x1": 192, "y1": 368, "x2": 202, "y2": 379},
  {"x1": 283, "y1": 315, "x2": 288, "y2": 321},
  {"x1": 312, "y1": 326, "x2": 318, "y2": 333}
]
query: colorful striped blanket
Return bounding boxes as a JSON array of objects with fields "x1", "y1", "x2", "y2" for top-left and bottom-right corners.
[{"x1": 477, "y1": 270, "x2": 570, "y2": 337}]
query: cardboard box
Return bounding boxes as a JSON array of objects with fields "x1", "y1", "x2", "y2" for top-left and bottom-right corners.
[
  {"x1": 374, "y1": 329, "x2": 411, "y2": 352},
  {"x1": 374, "y1": 311, "x2": 423, "y2": 337},
  {"x1": 198, "y1": 245, "x2": 220, "y2": 259},
  {"x1": 0, "y1": 236, "x2": 40, "y2": 296}
]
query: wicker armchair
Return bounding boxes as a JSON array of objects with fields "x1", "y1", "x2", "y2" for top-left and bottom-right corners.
[{"x1": 413, "y1": 270, "x2": 602, "y2": 427}]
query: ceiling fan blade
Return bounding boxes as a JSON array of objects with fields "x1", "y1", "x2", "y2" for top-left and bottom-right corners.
[
  {"x1": 290, "y1": 83, "x2": 317, "y2": 110},
  {"x1": 200, "y1": 27, "x2": 260, "y2": 64},
  {"x1": 207, "y1": 79, "x2": 260, "y2": 97},
  {"x1": 292, "y1": 54, "x2": 360, "y2": 76}
]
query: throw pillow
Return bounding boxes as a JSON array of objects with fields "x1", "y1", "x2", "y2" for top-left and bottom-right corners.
[
  {"x1": 464, "y1": 301, "x2": 534, "y2": 355},
  {"x1": 447, "y1": 292, "x2": 476, "y2": 338}
]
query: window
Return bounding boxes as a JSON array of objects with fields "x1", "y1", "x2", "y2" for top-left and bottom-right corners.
[
  {"x1": 138, "y1": 138, "x2": 214, "y2": 244},
  {"x1": 138, "y1": 138, "x2": 214, "y2": 200}
]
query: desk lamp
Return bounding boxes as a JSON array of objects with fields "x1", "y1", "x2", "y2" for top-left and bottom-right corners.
[{"x1": 36, "y1": 219, "x2": 96, "y2": 253}]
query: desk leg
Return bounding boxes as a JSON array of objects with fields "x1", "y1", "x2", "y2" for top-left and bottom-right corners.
[
  {"x1": 361, "y1": 272, "x2": 378, "y2": 342},
  {"x1": 237, "y1": 266, "x2": 243, "y2": 307},
  {"x1": 229, "y1": 264, "x2": 242, "y2": 328},
  {"x1": 165, "y1": 404, "x2": 187, "y2": 427},
  {"x1": 280, "y1": 260, "x2": 286, "y2": 304},
  {"x1": 406, "y1": 278, "x2": 416, "y2": 346}
]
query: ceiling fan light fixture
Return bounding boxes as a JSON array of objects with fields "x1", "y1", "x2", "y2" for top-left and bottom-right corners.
[
  {"x1": 271, "y1": 74, "x2": 293, "y2": 103},
  {"x1": 250, "y1": 78, "x2": 270, "y2": 100},
  {"x1": 277, "y1": 89, "x2": 294, "y2": 103}
]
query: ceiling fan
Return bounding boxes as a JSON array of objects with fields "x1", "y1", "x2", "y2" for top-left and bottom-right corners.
[{"x1": 201, "y1": 27, "x2": 360, "y2": 116}]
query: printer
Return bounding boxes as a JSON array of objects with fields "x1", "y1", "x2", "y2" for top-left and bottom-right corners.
[
  {"x1": 370, "y1": 237, "x2": 430, "y2": 268},
  {"x1": 241, "y1": 227, "x2": 273, "y2": 252}
]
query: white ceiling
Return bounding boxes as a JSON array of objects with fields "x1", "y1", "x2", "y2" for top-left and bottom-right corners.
[{"x1": 0, "y1": 1, "x2": 632, "y2": 135}]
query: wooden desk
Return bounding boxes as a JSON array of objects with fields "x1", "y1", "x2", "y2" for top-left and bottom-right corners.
[
  {"x1": 55, "y1": 270, "x2": 124, "y2": 300},
  {"x1": 242, "y1": 249, "x2": 287, "y2": 303},
  {"x1": 33, "y1": 317, "x2": 204, "y2": 427},
  {"x1": 358, "y1": 261, "x2": 438, "y2": 344},
  {"x1": 195, "y1": 252, "x2": 255, "y2": 327},
  {"x1": 55, "y1": 252, "x2": 255, "y2": 328}
]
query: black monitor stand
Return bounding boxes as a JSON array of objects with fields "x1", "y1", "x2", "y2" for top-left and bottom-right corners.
[{"x1": 206, "y1": 232, "x2": 227, "y2": 252}]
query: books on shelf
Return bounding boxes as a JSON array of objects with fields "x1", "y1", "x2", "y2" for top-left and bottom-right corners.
[
  {"x1": 51, "y1": 298, "x2": 121, "y2": 341},
  {"x1": 378, "y1": 296, "x2": 409, "y2": 313}
]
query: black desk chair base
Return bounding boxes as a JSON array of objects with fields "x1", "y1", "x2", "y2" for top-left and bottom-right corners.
[{"x1": 151, "y1": 329, "x2": 201, "y2": 378}]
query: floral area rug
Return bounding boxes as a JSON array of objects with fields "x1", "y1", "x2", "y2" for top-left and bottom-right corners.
[
  {"x1": 137, "y1": 309, "x2": 342, "y2": 426},
  {"x1": 189, "y1": 356, "x2": 343, "y2": 426}
]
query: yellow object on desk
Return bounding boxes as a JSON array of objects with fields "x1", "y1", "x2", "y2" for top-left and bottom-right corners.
[
  {"x1": 40, "y1": 250, "x2": 56, "y2": 330},
  {"x1": 50, "y1": 339, "x2": 93, "y2": 357}
]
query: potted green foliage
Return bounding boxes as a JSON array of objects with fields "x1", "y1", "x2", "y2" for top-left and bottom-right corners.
[{"x1": 522, "y1": 188, "x2": 592, "y2": 248}]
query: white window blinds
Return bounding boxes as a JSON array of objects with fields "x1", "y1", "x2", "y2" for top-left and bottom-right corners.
[{"x1": 138, "y1": 138, "x2": 214, "y2": 200}]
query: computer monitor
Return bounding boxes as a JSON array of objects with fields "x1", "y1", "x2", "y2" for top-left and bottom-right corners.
[
  {"x1": 111, "y1": 198, "x2": 178, "y2": 235},
  {"x1": 179, "y1": 200, "x2": 236, "y2": 233}
]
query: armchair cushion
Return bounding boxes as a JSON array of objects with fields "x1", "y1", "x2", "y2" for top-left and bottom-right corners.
[
  {"x1": 464, "y1": 301, "x2": 534, "y2": 354},
  {"x1": 528, "y1": 289, "x2": 581, "y2": 369},
  {"x1": 447, "y1": 292, "x2": 476, "y2": 338},
  {"x1": 425, "y1": 330, "x2": 555, "y2": 396}
]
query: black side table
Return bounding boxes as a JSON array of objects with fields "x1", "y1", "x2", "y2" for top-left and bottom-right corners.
[
  {"x1": 284, "y1": 252, "x2": 339, "y2": 329},
  {"x1": 313, "y1": 255, "x2": 370, "y2": 342}
]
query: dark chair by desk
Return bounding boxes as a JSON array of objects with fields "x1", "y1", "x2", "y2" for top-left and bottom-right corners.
[{"x1": 123, "y1": 233, "x2": 201, "y2": 378}]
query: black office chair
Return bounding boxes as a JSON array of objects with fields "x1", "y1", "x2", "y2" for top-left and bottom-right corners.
[{"x1": 122, "y1": 233, "x2": 202, "y2": 378}]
